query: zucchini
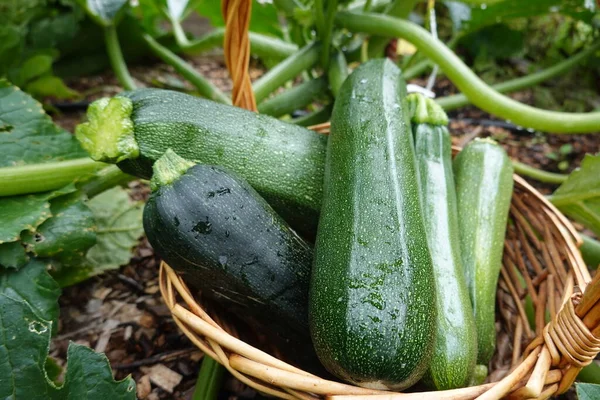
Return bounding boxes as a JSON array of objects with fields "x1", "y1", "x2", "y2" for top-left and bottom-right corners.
[
  {"x1": 75, "y1": 89, "x2": 327, "y2": 237},
  {"x1": 408, "y1": 94, "x2": 478, "y2": 390},
  {"x1": 453, "y1": 138, "x2": 514, "y2": 364},
  {"x1": 309, "y1": 59, "x2": 436, "y2": 390},
  {"x1": 143, "y1": 149, "x2": 313, "y2": 341}
]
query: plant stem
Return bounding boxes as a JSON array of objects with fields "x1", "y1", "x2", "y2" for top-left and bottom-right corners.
[
  {"x1": 80, "y1": 165, "x2": 135, "y2": 198},
  {"x1": 104, "y1": 25, "x2": 136, "y2": 91},
  {"x1": 181, "y1": 28, "x2": 298, "y2": 60},
  {"x1": 253, "y1": 42, "x2": 321, "y2": 103},
  {"x1": 336, "y1": 12, "x2": 600, "y2": 133},
  {"x1": 257, "y1": 77, "x2": 328, "y2": 117},
  {"x1": 403, "y1": 58, "x2": 430, "y2": 80},
  {"x1": 580, "y1": 233, "x2": 600, "y2": 270},
  {"x1": 511, "y1": 161, "x2": 568, "y2": 184},
  {"x1": 327, "y1": 50, "x2": 349, "y2": 97},
  {"x1": 368, "y1": 0, "x2": 420, "y2": 58},
  {"x1": 171, "y1": 18, "x2": 191, "y2": 47},
  {"x1": 320, "y1": 0, "x2": 339, "y2": 68},
  {"x1": 403, "y1": 34, "x2": 462, "y2": 80},
  {"x1": 142, "y1": 34, "x2": 231, "y2": 104},
  {"x1": 292, "y1": 104, "x2": 332, "y2": 126},
  {"x1": 314, "y1": 0, "x2": 326, "y2": 39},
  {"x1": 192, "y1": 356, "x2": 226, "y2": 400},
  {"x1": 436, "y1": 42, "x2": 600, "y2": 111},
  {"x1": 0, "y1": 158, "x2": 106, "y2": 197}
]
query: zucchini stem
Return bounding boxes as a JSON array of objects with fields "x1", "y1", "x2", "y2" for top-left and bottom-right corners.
[
  {"x1": 403, "y1": 35, "x2": 462, "y2": 80},
  {"x1": 336, "y1": 12, "x2": 600, "y2": 133},
  {"x1": 79, "y1": 165, "x2": 135, "y2": 198},
  {"x1": 0, "y1": 158, "x2": 106, "y2": 197},
  {"x1": 319, "y1": 0, "x2": 339, "y2": 69},
  {"x1": 314, "y1": 0, "x2": 326, "y2": 40},
  {"x1": 171, "y1": 18, "x2": 191, "y2": 47},
  {"x1": 142, "y1": 34, "x2": 231, "y2": 104},
  {"x1": 104, "y1": 25, "x2": 136, "y2": 91},
  {"x1": 511, "y1": 161, "x2": 568, "y2": 184},
  {"x1": 292, "y1": 104, "x2": 333, "y2": 126},
  {"x1": 253, "y1": 42, "x2": 321, "y2": 103},
  {"x1": 257, "y1": 77, "x2": 329, "y2": 117},
  {"x1": 436, "y1": 42, "x2": 600, "y2": 111},
  {"x1": 327, "y1": 50, "x2": 349, "y2": 97},
  {"x1": 192, "y1": 356, "x2": 226, "y2": 400},
  {"x1": 367, "y1": 0, "x2": 420, "y2": 58}
]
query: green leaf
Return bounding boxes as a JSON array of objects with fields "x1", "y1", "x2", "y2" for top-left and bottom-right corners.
[
  {"x1": 460, "y1": 23, "x2": 525, "y2": 60},
  {"x1": 131, "y1": 0, "x2": 167, "y2": 37},
  {"x1": 0, "y1": 296, "x2": 56, "y2": 398},
  {"x1": 53, "y1": 187, "x2": 143, "y2": 287},
  {"x1": 18, "y1": 54, "x2": 54, "y2": 84},
  {"x1": 76, "y1": 0, "x2": 130, "y2": 27},
  {"x1": 195, "y1": 0, "x2": 282, "y2": 37},
  {"x1": 58, "y1": 343, "x2": 136, "y2": 399},
  {"x1": 0, "y1": 25, "x2": 26, "y2": 75},
  {"x1": 551, "y1": 154, "x2": 600, "y2": 236},
  {"x1": 0, "y1": 241, "x2": 29, "y2": 269},
  {"x1": 0, "y1": 264, "x2": 135, "y2": 398},
  {"x1": 25, "y1": 75, "x2": 80, "y2": 99},
  {"x1": 0, "y1": 259, "x2": 61, "y2": 332},
  {"x1": 444, "y1": 1, "x2": 472, "y2": 33},
  {"x1": 455, "y1": 0, "x2": 598, "y2": 34},
  {"x1": 45, "y1": 356, "x2": 63, "y2": 385},
  {"x1": 22, "y1": 193, "x2": 96, "y2": 265},
  {"x1": 26, "y1": 5, "x2": 85, "y2": 51},
  {"x1": 577, "y1": 383, "x2": 600, "y2": 400},
  {"x1": 0, "y1": 80, "x2": 86, "y2": 167},
  {"x1": 0, "y1": 185, "x2": 76, "y2": 244}
]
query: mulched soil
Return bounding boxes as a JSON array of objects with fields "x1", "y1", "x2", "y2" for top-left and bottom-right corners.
[{"x1": 48, "y1": 46, "x2": 599, "y2": 400}]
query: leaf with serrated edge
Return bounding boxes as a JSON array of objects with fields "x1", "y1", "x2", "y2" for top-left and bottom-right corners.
[
  {"x1": 56, "y1": 343, "x2": 136, "y2": 400},
  {"x1": 22, "y1": 193, "x2": 96, "y2": 265},
  {"x1": 551, "y1": 154, "x2": 600, "y2": 237},
  {"x1": 0, "y1": 296, "x2": 55, "y2": 399},
  {"x1": 53, "y1": 186, "x2": 143, "y2": 287},
  {"x1": 576, "y1": 383, "x2": 600, "y2": 400},
  {"x1": 0, "y1": 79, "x2": 86, "y2": 167},
  {"x1": 0, "y1": 263, "x2": 135, "y2": 400},
  {"x1": 0, "y1": 184, "x2": 76, "y2": 244},
  {"x1": 0, "y1": 260, "x2": 60, "y2": 331}
]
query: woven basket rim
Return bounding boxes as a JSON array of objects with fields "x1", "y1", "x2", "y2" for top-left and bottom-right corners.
[
  {"x1": 158, "y1": 142, "x2": 599, "y2": 400},
  {"x1": 158, "y1": 3, "x2": 600, "y2": 397}
]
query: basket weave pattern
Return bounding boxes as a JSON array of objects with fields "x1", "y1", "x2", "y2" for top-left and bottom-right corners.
[
  {"x1": 159, "y1": 2, "x2": 600, "y2": 398},
  {"x1": 159, "y1": 171, "x2": 600, "y2": 400}
]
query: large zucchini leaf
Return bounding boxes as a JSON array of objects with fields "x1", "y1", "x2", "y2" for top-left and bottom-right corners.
[{"x1": 551, "y1": 154, "x2": 600, "y2": 237}]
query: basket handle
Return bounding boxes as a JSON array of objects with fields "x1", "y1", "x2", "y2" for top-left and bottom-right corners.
[{"x1": 222, "y1": 0, "x2": 257, "y2": 111}]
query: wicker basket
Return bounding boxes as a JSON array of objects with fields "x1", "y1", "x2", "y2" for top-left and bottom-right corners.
[{"x1": 159, "y1": 2, "x2": 600, "y2": 398}]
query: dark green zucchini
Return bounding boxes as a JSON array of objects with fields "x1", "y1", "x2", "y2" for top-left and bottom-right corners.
[
  {"x1": 408, "y1": 93, "x2": 478, "y2": 390},
  {"x1": 309, "y1": 59, "x2": 436, "y2": 390},
  {"x1": 143, "y1": 149, "x2": 313, "y2": 339},
  {"x1": 75, "y1": 89, "x2": 327, "y2": 237},
  {"x1": 453, "y1": 138, "x2": 514, "y2": 365}
]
